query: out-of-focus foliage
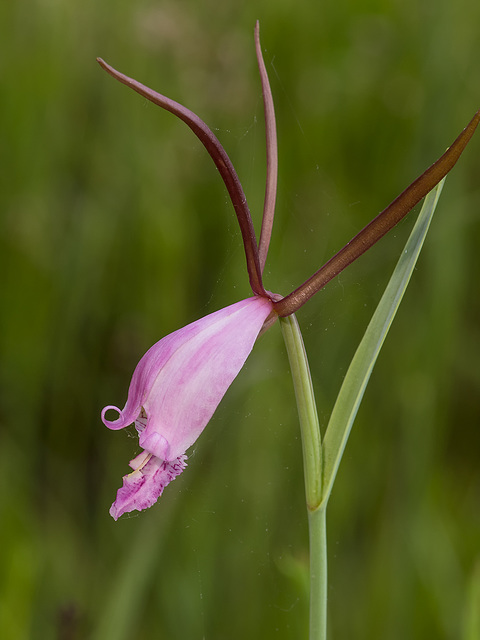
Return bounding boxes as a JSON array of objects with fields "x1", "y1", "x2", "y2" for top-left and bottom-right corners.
[{"x1": 1, "y1": 1, "x2": 479, "y2": 638}]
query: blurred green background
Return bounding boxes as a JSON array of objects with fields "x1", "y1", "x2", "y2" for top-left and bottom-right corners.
[{"x1": 1, "y1": 0, "x2": 479, "y2": 638}]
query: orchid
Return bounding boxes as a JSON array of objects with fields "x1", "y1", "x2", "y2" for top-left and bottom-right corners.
[
  {"x1": 99, "y1": 21, "x2": 479, "y2": 537},
  {"x1": 98, "y1": 21, "x2": 480, "y2": 640},
  {"x1": 102, "y1": 297, "x2": 273, "y2": 520}
]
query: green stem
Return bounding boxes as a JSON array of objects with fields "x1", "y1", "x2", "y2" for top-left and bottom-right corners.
[
  {"x1": 280, "y1": 315, "x2": 326, "y2": 640},
  {"x1": 308, "y1": 506, "x2": 327, "y2": 640}
]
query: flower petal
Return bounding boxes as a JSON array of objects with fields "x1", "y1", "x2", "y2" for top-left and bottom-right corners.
[
  {"x1": 138, "y1": 296, "x2": 273, "y2": 460},
  {"x1": 102, "y1": 296, "x2": 274, "y2": 461},
  {"x1": 109, "y1": 454, "x2": 187, "y2": 520}
]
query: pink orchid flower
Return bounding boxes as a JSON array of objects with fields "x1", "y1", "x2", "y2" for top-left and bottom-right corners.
[
  {"x1": 102, "y1": 297, "x2": 273, "y2": 520},
  {"x1": 99, "y1": 23, "x2": 479, "y2": 518}
]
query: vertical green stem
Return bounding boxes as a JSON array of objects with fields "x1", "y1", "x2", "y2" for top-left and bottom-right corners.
[
  {"x1": 280, "y1": 314, "x2": 326, "y2": 640},
  {"x1": 308, "y1": 506, "x2": 327, "y2": 640}
]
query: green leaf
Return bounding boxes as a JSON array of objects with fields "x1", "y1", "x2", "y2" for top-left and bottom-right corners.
[{"x1": 320, "y1": 179, "x2": 445, "y2": 507}]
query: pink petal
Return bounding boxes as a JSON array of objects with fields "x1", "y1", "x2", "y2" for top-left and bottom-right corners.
[
  {"x1": 102, "y1": 296, "x2": 273, "y2": 461},
  {"x1": 139, "y1": 296, "x2": 273, "y2": 460},
  {"x1": 109, "y1": 454, "x2": 187, "y2": 520}
]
